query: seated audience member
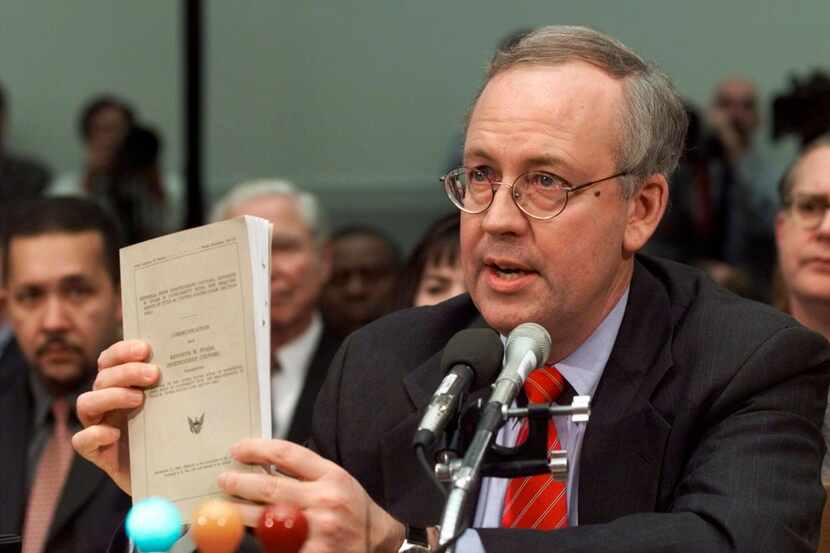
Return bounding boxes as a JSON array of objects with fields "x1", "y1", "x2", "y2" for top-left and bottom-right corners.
[
  {"x1": 109, "y1": 125, "x2": 182, "y2": 242},
  {"x1": 321, "y1": 226, "x2": 401, "y2": 338},
  {"x1": 392, "y1": 212, "x2": 465, "y2": 308},
  {"x1": 50, "y1": 95, "x2": 184, "y2": 234},
  {"x1": 211, "y1": 179, "x2": 339, "y2": 443},
  {"x1": 0, "y1": 82, "x2": 51, "y2": 231},
  {"x1": 0, "y1": 197, "x2": 130, "y2": 552},
  {"x1": 51, "y1": 95, "x2": 135, "y2": 197},
  {"x1": 76, "y1": 26, "x2": 830, "y2": 553},
  {"x1": 774, "y1": 133, "x2": 830, "y2": 481}
]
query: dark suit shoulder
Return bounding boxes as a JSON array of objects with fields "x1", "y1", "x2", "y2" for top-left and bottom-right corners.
[{"x1": 344, "y1": 294, "x2": 482, "y2": 372}]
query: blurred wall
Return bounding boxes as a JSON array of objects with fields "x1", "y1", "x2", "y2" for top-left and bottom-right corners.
[{"x1": 2, "y1": 1, "x2": 829, "y2": 247}]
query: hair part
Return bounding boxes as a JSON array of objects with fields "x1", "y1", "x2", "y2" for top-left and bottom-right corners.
[
  {"x1": 471, "y1": 25, "x2": 688, "y2": 198},
  {"x1": 778, "y1": 133, "x2": 830, "y2": 208},
  {"x1": 1, "y1": 197, "x2": 124, "y2": 286},
  {"x1": 210, "y1": 178, "x2": 330, "y2": 244}
]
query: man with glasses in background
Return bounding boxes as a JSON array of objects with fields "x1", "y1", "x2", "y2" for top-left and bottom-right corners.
[
  {"x1": 75, "y1": 26, "x2": 829, "y2": 553},
  {"x1": 775, "y1": 134, "x2": 830, "y2": 482}
]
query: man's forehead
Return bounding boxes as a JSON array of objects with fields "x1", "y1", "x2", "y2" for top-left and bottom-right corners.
[
  {"x1": 793, "y1": 147, "x2": 830, "y2": 193},
  {"x1": 7, "y1": 231, "x2": 108, "y2": 284},
  {"x1": 465, "y1": 62, "x2": 623, "y2": 172},
  {"x1": 715, "y1": 78, "x2": 757, "y2": 101}
]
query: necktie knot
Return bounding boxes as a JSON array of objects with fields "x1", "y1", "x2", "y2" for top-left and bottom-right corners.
[{"x1": 523, "y1": 364, "x2": 565, "y2": 404}]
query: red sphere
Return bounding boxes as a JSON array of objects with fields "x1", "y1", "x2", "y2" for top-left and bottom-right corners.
[{"x1": 255, "y1": 502, "x2": 309, "y2": 553}]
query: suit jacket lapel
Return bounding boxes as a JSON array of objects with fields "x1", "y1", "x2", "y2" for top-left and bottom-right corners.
[
  {"x1": 47, "y1": 455, "x2": 108, "y2": 543},
  {"x1": 0, "y1": 348, "x2": 31, "y2": 535},
  {"x1": 579, "y1": 259, "x2": 675, "y2": 524},
  {"x1": 286, "y1": 330, "x2": 341, "y2": 443}
]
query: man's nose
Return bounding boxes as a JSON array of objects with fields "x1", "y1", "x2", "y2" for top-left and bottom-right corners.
[
  {"x1": 480, "y1": 182, "x2": 529, "y2": 236},
  {"x1": 41, "y1": 296, "x2": 70, "y2": 331},
  {"x1": 345, "y1": 273, "x2": 367, "y2": 296}
]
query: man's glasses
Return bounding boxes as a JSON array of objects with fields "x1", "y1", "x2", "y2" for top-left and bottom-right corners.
[
  {"x1": 786, "y1": 193, "x2": 830, "y2": 230},
  {"x1": 440, "y1": 167, "x2": 628, "y2": 220}
]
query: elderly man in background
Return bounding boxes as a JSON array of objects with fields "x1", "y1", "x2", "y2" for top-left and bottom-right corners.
[
  {"x1": 774, "y1": 134, "x2": 830, "y2": 480},
  {"x1": 211, "y1": 179, "x2": 340, "y2": 444},
  {"x1": 76, "y1": 26, "x2": 829, "y2": 553},
  {"x1": 0, "y1": 197, "x2": 129, "y2": 553}
]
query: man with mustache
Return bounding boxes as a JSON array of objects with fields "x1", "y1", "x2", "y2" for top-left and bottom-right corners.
[
  {"x1": 0, "y1": 197, "x2": 129, "y2": 553},
  {"x1": 774, "y1": 134, "x2": 830, "y2": 481},
  {"x1": 75, "y1": 26, "x2": 828, "y2": 553}
]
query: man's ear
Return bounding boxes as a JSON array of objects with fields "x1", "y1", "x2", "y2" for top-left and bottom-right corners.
[{"x1": 622, "y1": 173, "x2": 669, "y2": 255}]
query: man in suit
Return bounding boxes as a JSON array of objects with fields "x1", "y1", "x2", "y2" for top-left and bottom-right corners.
[
  {"x1": 0, "y1": 197, "x2": 130, "y2": 553},
  {"x1": 773, "y1": 134, "x2": 830, "y2": 481},
  {"x1": 211, "y1": 179, "x2": 339, "y2": 443},
  {"x1": 74, "y1": 26, "x2": 829, "y2": 553}
]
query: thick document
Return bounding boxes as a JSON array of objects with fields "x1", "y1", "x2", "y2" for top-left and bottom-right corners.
[{"x1": 120, "y1": 216, "x2": 272, "y2": 521}]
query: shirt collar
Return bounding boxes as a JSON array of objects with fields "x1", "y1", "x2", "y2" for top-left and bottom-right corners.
[
  {"x1": 28, "y1": 364, "x2": 89, "y2": 428},
  {"x1": 556, "y1": 287, "x2": 630, "y2": 397},
  {"x1": 274, "y1": 312, "x2": 323, "y2": 375}
]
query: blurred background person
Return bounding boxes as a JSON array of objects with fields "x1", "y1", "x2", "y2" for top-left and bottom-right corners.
[
  {"x1": 773, "y1": 133, "x2": 830, "y2": 480},
  {"x1": 49, "y1": 95, "x2": 183, "y2": 239},
  {"x1": 50, "y1": 95, "x2": 135, "y2": 197},
  {"x1": 0, "y1": 81, "x2": 51, "y2": 246},
  {"x1": 0, "y1": 197, "x2": 129, "y2": 553},
  {"x1": 211, "y1": 179, "x2": 339, "y2": 443},
  {"x1": 321, "y1": 225, "x2": 401, "y2": 338},
  {"x1": 108, "y1": 125, "x2": 182, "y2": 242},
  {"x1": 392, "y1": 212, "x2": 465, "y2": 309}
]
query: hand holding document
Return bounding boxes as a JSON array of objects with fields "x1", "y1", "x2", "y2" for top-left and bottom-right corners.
[{"x1": 118, "y1": 216, "x2": 273, "y2": 520}]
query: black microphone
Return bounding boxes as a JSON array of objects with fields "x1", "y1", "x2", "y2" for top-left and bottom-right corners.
[{"x1": 413, "y1": 328, "x2": 504, "y2": 449}]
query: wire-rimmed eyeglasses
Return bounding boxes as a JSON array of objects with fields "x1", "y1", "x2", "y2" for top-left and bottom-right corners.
[
  {"x1": 784, "y1": 193, "x2": 830, "y2": 230},
  {"x1": 440, "y1": 167, "x2": 629, "y2": 220}
]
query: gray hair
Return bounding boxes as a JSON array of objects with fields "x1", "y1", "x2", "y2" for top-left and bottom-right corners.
[
  {"x1": 475, "y1": 25, "x2": 688, "y2": 198},
  {"x1": 210, "y1": 178, "x2": 330, "y2": 244},
  {"x1": 778, "y1": 133, "x2": 830, "y2": 207}
]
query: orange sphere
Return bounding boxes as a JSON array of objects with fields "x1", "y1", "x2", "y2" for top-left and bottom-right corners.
[{"x1": 191, "y1": 499, "x2": 245, "y2": 553}]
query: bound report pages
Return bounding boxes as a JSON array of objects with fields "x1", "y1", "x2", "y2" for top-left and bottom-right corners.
[{"x1": 120, "y1": 215, "x2": 272, "y2": 521}]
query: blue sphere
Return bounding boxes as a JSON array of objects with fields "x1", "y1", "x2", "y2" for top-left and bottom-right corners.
[{"x1": 125, "y1": 497, "x2": 184, "y2": 552}]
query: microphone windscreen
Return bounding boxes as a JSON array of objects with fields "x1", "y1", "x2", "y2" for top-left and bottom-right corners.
[{"x1": 440, "y1": 328, "x2": 504, "y2": 389}]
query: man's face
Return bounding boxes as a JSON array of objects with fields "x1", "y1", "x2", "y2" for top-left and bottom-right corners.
[
  {"x1": 460, "y1": 63, "x2": 636, "y2": 354},
  {"x1": 2, "y1": 232, "x2": 122, "y2": 389},
  {"x1": 322, "y1": 234, "x2": 398, "y2": 333},
  {"x1": 712, "y1": 78, "x2": 759, "y2": 143},
  {"x1": 87, "y1": 105, "x2": 131, "y2": 171},
  {"x1": 226, "y1": 195, "x2": 331, "y2": 333},
  {"x1": 776, "y1": 146, "x2": 830, "y2": 306}
]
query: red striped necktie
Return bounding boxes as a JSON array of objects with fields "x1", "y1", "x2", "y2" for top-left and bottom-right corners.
[{"x1": 500, "y1": 364, "x2": 568, "y2": 530}]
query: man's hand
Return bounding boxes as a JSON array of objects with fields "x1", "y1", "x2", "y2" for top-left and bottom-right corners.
[
  {"x1": 219, "y1": 439, "x2": 406, "y2": 553},
  {"x1": 72, "y1": 339, "x2": 159, "y2": 495}
]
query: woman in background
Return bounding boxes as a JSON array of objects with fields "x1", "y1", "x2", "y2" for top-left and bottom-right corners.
[{"x1": 393, "y1": 212, "x2": 466, "y2": 308}]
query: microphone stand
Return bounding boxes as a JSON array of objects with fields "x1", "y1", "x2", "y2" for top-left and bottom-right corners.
[{"x1": 434, "y1": 396, "x2": 590, "y2": 553}]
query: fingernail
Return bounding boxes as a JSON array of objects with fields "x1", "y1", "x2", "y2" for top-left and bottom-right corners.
[
  {"x1": 229, "y1": 443, "x2": 240, "y2": 456},
  {"x1": 130, "y1": 391, "x2": 144, "y2": 405},
  {"x1": 218, "y1": 472, "x2": 228, "y2": 487}
]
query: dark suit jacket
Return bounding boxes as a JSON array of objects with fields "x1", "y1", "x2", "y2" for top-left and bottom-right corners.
[
  {"x1": 310, "y1": 255, "x2": 830, "y2": 552},
  {"x1": 0, "y1": 340, "x2": 131, "y2": 553},
  {"x1": 283, "y1": 328, "x2": 341, "y2": 444}
]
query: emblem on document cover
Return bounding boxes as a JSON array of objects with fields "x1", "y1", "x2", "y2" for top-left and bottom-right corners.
[{"x1": 188, "y1": 413, "x2": 205, "y2": 434}]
